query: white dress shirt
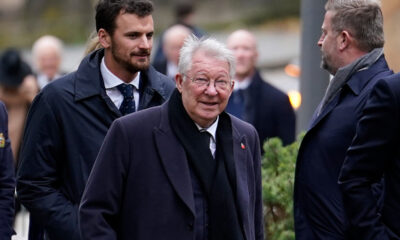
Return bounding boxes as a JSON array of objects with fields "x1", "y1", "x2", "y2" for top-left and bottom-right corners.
[
  {"x1": 100, "y1": 57, "x2": 140, "y2": 110},
  {"x1": 166, "y1": 61, "x2": 178, "y2": 78},
  {"x1": 233, "y1": 76, "x2": 252, "y2": 91}
]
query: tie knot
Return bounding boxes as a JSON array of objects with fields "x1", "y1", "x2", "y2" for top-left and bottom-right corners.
[{"x1": 117, "y1": 83, "x2": 134, "y2": 99}]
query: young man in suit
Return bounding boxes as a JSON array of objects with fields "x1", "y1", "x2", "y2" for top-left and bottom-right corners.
[
  {"x1": 226, "y1": 29, "x2": 296, "y2": 148},
  {"x1": 80, "y1": 35, "x2": 264, "y2": 240},
  {"x1": 294, "y1": 0, "x2": 393, "y2": 239},
  {"x1": 16, "y1": 1, "x2": 175, "y2": 239}
]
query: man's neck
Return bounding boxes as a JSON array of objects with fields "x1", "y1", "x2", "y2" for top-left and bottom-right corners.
[{"x1": 104, "y1": 54, "x2": 138, "y2": 83}]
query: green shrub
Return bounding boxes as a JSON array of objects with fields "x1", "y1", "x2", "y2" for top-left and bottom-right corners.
[{"x1": 262, "y1": 132, "x2": 305, "y2": 240}]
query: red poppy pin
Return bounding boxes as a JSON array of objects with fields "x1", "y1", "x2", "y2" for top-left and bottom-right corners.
[{"x1": 241, "y1": 143, "x2": 245, "y2": 149}]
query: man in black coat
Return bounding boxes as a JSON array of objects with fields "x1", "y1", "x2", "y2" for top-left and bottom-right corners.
[
  {"x1": 16, "y1": 1, "x2": 175, "y2": 239},
  {"x1": 294, "y1": 1, "x2": 393, "y2": 239},
  {"x1": 0, "y1": 101, "x2": 15, "y2": 240},
  {"x1": 226, "y1": 29, "x2": 296, "y2": 148},
  {"x1": 339, "y1": 73, "x2": 400, "y2": 240}
]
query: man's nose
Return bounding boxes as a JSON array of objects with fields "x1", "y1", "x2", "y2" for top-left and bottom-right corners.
[
  {"x1": 317, "y1": 36, "x2": 323, "y2": 47},
  {"x1": 204, "y1": 81, "x2": 218, "y2": 96},
  {"x1": 139, "y1": 36, "x2": 151, "y2": 49}
]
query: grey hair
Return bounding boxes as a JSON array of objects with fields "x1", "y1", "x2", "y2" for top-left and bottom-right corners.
[
  {"x1": 325, "y1": 0, "x2": 384, "y2": 52},
  {"x1": 178, "y1": 34, "x2": 236, "y2": 81}
]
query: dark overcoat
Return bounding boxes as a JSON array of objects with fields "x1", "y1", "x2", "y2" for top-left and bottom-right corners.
[
  {"x1": 294, "y1": 56, "x2": 392, "y2": 240},
  {"x1": 79, "y1": 102, "x2": 264, "y2": 240},
  {"x1": 226, "y1": 70, "x2": 296, "y2": 147}
]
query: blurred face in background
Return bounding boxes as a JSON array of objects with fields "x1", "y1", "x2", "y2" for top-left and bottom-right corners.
[
  {"x1": 227, "y1": 30, "x2": 258, "y2": 81},
  {"x1": 35, "y1": 47, "x2": 61, "y2": 80},
  {"x1": 163, "y1": 25, "x2": 191, "y2": 66}
]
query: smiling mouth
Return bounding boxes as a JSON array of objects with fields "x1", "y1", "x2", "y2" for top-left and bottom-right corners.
[{"x1": 201, "y1": 101, "x2": 218, "y2": 106}]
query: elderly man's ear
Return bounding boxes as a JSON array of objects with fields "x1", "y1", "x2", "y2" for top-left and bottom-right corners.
[{"x1": 175, "y1": 73, "x2": 184, "y2": 93}]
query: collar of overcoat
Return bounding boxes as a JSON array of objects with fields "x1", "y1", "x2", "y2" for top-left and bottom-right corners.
[
  {"x1": 308, "y1": 55, "x2": 390, "y2": 131},
  {"x1": 73, "y1": 49, "x2": 172, "y2": 114}
]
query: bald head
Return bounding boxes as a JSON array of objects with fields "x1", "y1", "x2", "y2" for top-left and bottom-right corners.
[
  {"x1": 32, "y1": 35, "x2": 63, "y2": 79},
  {"x1": 163, "y1": 24, "x2": 192, "y2": 65},
  {"x1": 226, "y1": 30, "x2": 258, "y2": 81}
]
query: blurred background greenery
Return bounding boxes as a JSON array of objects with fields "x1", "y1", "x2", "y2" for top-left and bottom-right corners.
[{"x1": 0, "y1": 0, "x2": 300, "y2": 48}]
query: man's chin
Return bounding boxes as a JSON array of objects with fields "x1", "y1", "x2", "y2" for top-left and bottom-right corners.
[{"x1": 128, "y1": 62, "x2": 150, "y2": 73}]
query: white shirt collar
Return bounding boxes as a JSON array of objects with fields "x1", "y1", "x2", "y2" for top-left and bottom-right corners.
[
  {"x1": 233, "y1": 76, "x2": 252, "y2": 90},
  {"x1": 101, "y1": 57, "x2": 140, "y2": 90},
  {"x1": 195, "y1": 116, "x2": 219, "y2": 141},
  {"x1": 166, "y1": 61, "x2": 178, "y2": 78}
]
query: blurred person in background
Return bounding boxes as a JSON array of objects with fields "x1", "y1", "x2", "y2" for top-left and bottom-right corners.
[
  {"x1": 0, "y1": 48, "x2": 38, "y2": 165},
  {"x1": 153, "y1": 24, "x2": 191, "y2": 78},
  {"x1": 0, "y1": 101, "x2": 16, "y2": 240},
  {"x1": 226, "y1": 29, "x2": 295, "y2": 149},
  {"x1": 152, "y1": 2, "x2": 205, "y2": 69},
  {"x1": 32, "y1": 35, "x2": 65, "y2": 89},
  {"x1": 294, "y1": 0, "x2": 393, "y2": 239},
  {"x1": 16, "y1": 0, "x2": 175, "y2": 239}
]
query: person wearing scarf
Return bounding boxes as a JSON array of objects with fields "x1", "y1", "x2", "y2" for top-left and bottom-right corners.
[
  {"x1": 79, "y1": 35, "x2": 264, "y2": 240},
  {"x1": 294, "y1": 1, "x2": 393, "y2": 240}
]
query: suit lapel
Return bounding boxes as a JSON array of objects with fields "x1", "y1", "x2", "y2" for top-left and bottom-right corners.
[
  {"x1": 153, "y1": 104, "x2": 195, "y2": 216},
  {"x1": 308, "y1": 92, "x2": 341, "y2": 130},
  {"x1": 232, "y1": 124, "x2": 251, "y2": 240}
]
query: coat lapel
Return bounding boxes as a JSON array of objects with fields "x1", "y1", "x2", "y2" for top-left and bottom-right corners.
[
  {"x1": 308, "y1": 92, "x2": 341, "y2": 130},
  {"x1": 232, "y1": 123, "x2": 251, "y2": 240},
  {"x1": 153, "y1": 104, "x2": 195, "y2": 216}
]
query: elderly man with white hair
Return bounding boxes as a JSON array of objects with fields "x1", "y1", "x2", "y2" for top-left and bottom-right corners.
[{"x1": 32, "y1": 35, "x2": 64, "y2": 89}]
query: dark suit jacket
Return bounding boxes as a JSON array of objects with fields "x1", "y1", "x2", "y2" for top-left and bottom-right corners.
[
  {"x1": 294, "y1": 56, "x2": 392, "y2": 240},
  {"x1": 226, "y1": 70, "x2": 296, "y2": 148},
  {"x1": 339, "y1": 73, "x2": 400, "y2": 240},
  {"x1": 79, "y1": 102, "x2": 264, "y2": 240},
  {"x1": 0, "y1": 101, "x2": 15, "y2": 239},
  {"x1": 16, "y1": 49, "x2": 175, "y2": 240}
]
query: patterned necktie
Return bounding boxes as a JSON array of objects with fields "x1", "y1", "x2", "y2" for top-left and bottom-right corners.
[{"x1": 117, "y1": 83, "x2": 136, "y2": 115}]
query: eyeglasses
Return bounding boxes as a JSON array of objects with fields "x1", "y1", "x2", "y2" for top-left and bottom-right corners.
[{"x1": 184, "y1": 73, "x2": 232, "y2": 91}]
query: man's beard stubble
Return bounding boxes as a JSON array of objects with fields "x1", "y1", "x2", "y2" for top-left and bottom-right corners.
[{"x1": 111, "y1": 45, "x2": 151, "y2": 74}]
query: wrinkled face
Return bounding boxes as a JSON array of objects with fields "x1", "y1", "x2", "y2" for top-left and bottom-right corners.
[
  {"x1": 176, "y1": 50, "x2": 234, "y2": 128},
  {"x1": 36, "y1": 48, "x2": 61, "y2": 79},
  {"x1": 102, "y1": 12, "x2": 154, "y2": 75},
  {"x1": 227, "y1": 31, "x2": 258, "y2": 80},
  {"x1": 318, "y1": 11, "x2": 340, "y2": 75}
]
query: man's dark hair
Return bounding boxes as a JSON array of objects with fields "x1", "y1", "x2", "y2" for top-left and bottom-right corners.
[{"x1": 95, "y1": 0, "x2": 154, "y2": 35}]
